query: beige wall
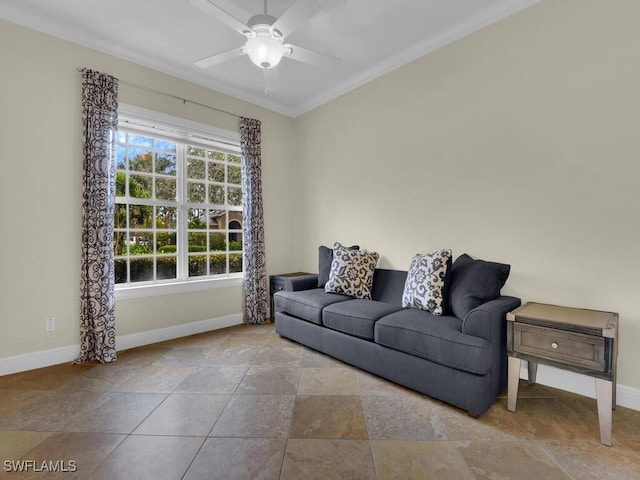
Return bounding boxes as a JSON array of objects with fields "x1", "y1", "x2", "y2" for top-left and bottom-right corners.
[
  {"x1": 0, "y1": 19, "x2": 297, "y2": 357},
  {"x1": 294, "y1": 0, "x2": 640, "y2": 390},
  {"x1": 2, "y1": 1, "x2": 639, "y2": 392}
]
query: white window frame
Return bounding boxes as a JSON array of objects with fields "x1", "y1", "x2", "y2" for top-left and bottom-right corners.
[{"x1": 115, "y1": 104, "x2": 243, "y2": 300}]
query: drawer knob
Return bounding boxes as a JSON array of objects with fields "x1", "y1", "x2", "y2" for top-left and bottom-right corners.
[{"x1": 551, "y1": 342, "x2": 559, "y2": 349}]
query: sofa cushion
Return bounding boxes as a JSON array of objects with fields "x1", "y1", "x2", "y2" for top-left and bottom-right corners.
[
  {"x1": 374, "y1": 309, "x2": 493, "y2": 375},
  {"x1": 447, "y1": 254, "x2": 511, "y2": 319},
  {"x1": 370, "y1": 269, "x2": 407, "y2": 305},
  {"x1": 274, "y1": 288, "x2": 351, "y2": 325},
  {"x1": 318, "y1": 244, "x2": 359, "y2": 287},
  {"x1": 402, "y1": 249, "x2": 452, "y2": 315},
  {"x1": 323, "y1": 300, "x2": 403, "y2": 340},
  {"x1": 325, "y1": 243, "x2": 379, "y2": 299}
]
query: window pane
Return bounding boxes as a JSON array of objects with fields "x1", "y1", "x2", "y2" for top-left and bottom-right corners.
[
  {"x1": 113, "y1": 231, "x2": 127, "y2": 256},
  {"x1": 188, "y1": 208, "x2": 207, "y2": 229},
  {"x1": 208, "y1": 162, "x2": 225, "y2": 182},
  {"x1": 228, "y1": 216, "x2": 241, "y2": 230},
  {"x1": 228, "y1": 154, "x2": 241, "y2": 164},
  {"x1": 188, "y1": 232, "x2": 206, "y2": 252},
  {"x1": 155, "y1": 177, "x2": 176, "y2": 201},
  {"x1": 209, "y1": 210, "x2": 226, "y2": 230},
  {"x1": 209, "y1": 185, "x2": 225, "y2": 205},
  {"x1": 228, "y1": 186, "x2": 242, "y2": 206},
  {"x1": 187, "y1": 158, "x2": 206, "y2": 179},
  {"x1": 189, "y1": 255, "x2": 207, "y2": 277},
  {"x1": 209, "y1": 232, "x2": 226, "y2": 252},
  {"x1": 129, "y1": 134, "x2": 153, "y2": 147},
  {"x1": 130, "y1": 174, "x2": 152, "y2": 199},
  {"x1": 207, "y1": 150, "x2": 225, "y2": 161},
  {"x1": 115, "y1": 203, "x2": 127, "y2": 228},
  {"x1": 156, "y1": 256, "x2": 177, "y2": 280},
  {"x1": 187, "y1": 146, "x2": 206, "y2": 157},
  {"x1": 155, "y1": 139, "x2": 176, "y2": 153},
  {"x1": 209, "y1": 255, "x2": 227, "y2": 274},
  {"x1": 156, "y1": 232, "x2": 176, "y2": 253},
  {"x1": 116, "y1": 172, "x2": 126, "y2": 196},
  {"x1": 129, "y1": 148, "x2": 153, "y2": 172},
  {"x1": 156, "y1": 206, "x2": 177, "y2": 229},
  {"x1": 115, "y1": 259, "x2": 127, "y2": 284},
  {"x1": 129, "y1": 204, "x2": 153, "y2": 228},
  {"x1": 117, "y1": 131, "x2": 127, "y2": 143},
  {"x1": 117, "y1": 145, "x2": 126, "y2": 169},
  {"x1": 130, "y1": 257, "x2": 154, "y2": 282},
  {"x1": 156, "y1": 154, "x2": 176, "y2": 175},
  {"x1": 187, "y1": 182, "x2": 206, "y2": 203},
  {"x1": 229, "y1": 254, "x2": 242, "y2": 273},
  {"x1": 227, "y1": 165, "x2": 242, "y2": 185},
  {"x1": 129, "y1": 234, "x2": 152, "y2": 255},
  {"x1": 228, "y1": 232, "x2": 243, "y2": 251}
]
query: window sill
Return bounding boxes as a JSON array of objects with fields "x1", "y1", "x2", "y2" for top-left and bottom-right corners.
[{"x1": 115, "y1": 276, "x2": 243, "y2": 300}]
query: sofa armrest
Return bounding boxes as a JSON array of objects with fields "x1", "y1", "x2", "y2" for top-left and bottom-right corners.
[
  {"x1": 284, "y1": 274, "x2": 319, "y2": 292},
  {"x1": 461, "y1": 296, "x2": 521, "y2": 342}
]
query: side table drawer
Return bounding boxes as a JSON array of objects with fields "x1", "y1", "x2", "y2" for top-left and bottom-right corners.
[{"x1": 514, "y1": 323, "x2": 606, "y2": 372}]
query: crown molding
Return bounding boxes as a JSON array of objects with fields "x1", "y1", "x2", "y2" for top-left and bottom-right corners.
[
  {"x1": 0, "y1": 4, "x2": 297, "y2": 117},
  {"x1": 0, "y1": 0, "x2": 540, "y2": 118},
  {"x1": 292, "y1": 0, "x2": 541, "y2": 117}
]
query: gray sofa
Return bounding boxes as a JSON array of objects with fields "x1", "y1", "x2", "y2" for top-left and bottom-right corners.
[{"x1": 274, "y1": 253, "x2": 521, "y2": 416}]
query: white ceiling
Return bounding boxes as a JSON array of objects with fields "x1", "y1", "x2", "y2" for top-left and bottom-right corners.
[{"x1": 0, "y1": 0, "x2": 539, "y2": 117}]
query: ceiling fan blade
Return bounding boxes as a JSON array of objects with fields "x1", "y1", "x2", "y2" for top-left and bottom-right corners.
[
  {"x1": 190, "y1": 0, "x2": 249, "y2": 36},
  {"x1": 263, "y1": 68, "x2": 280, "y2": 95},
  {"x1": 270, "y1": 0, "x2": 321, "y2": 39},
  {"x1": 285, "y1": 44, "x2": 340, "y2": 67},
  {"x1": 194, "y1": 47, "x2": 245, "y2": 68}
]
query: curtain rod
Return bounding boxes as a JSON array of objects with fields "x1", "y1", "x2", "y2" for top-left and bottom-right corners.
[{"x1": 77, "y1": 68, "x2": 241, "y2": 120}]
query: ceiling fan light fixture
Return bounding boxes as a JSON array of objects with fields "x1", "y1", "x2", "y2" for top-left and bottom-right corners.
[
  {"x1": 192, "y1": 0, "x2": 334, "y2": 77},
  {"x1": 245, "y1": 27, "x2": 285, "y2": 69}
]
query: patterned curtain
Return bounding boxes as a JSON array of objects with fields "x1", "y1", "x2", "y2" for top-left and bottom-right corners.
[
  {"x1": 240, "y1": 117, "x2": 267, "y2": 324},
  {"x1": 76, "y1": 69, "x2": 119, "y2": 363}
]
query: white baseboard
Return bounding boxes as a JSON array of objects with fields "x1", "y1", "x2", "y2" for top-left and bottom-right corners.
[
  {"x1": 519, "y1": 362, "x2": 640, "y2": 411},
  {"x1": 0, "y1": 313, "x2": 243, "y2": 376},
  {"x1": 116, "y1": 313, "x2": 242, "y2": 351},
  {"x1": 0, "y1": 344, "x2": 80, "y2": 377}
]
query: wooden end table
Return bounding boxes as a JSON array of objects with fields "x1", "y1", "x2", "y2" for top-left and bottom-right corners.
[
  {"x1": 506, "y1": 302, "x2": 619, "y2": 446},
  {"x1": 269, "y1": 272, "x2": 311, "y2": 323}
]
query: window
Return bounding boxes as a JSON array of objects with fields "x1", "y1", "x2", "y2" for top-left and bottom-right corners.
[{"x1": 114, "y1": 105, "x2": 242, "y2": 294}]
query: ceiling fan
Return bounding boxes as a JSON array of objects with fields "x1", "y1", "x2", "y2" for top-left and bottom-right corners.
[{"x1": 190, "y1": 0, "x2": 339, "y2": 93}]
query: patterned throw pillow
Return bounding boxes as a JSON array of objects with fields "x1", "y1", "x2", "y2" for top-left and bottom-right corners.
[
  {"x1": 402, "y1": 249, "x2": 453, "y2": 315},
  {"x1": 317, "y1": 244, "x2": 360, "y2": 287},
  {"x1": 324, "y1": 243, "x2": 379, "y2": 299}
]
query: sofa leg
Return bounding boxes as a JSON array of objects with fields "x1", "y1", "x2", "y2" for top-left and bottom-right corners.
[{"x1": 467, "y1": 411, "x2": 480, "y2": 419}]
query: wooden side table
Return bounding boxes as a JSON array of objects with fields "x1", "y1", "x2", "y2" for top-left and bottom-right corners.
[
  {"x1": 506, "y1": 302, "x2": 619, "y2": 446},
  {"x1": 269, "y1": 272, "x2": 311, "y2": 322}
]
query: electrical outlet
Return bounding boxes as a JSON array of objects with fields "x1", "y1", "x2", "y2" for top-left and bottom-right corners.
[{"x1": 45, "y1": 318, "x2": 55, "y2": 332}]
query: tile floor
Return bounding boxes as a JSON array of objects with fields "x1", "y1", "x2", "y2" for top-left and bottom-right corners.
[{"x1": 0, "y1": 323, "x2": 639, "y2": 479}]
